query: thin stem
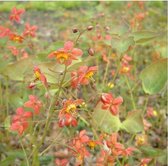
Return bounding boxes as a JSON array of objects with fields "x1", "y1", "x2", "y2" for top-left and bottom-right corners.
[
  {"x1": 143, "y1": 95, "x2": 149, "y2": 115},
  {"x1": 111, "y1": 54, "x2": 122, "y2": 83},
  {"x1": 5, "y1": 77, "x2": 9, "y2": 116},
  {"x1": 38, "y1": 65, "x2": 67, "y2": 147},
  {"x1": 125, "y1": 76, "x2": 136, "y2": 110},
  {"x1": 74, "y1": 29, "x2": 86, "y2": 46},
  {"x1": 103, "y1": 61, "x2": 110, "y2": 85},
  {"x1": 20, "y1": 138, "x2": 30, "y2": 166},
  {"x1": 0, "y1": 80, "x2": 2, "y2": 105},
  {"x1": 40, "y1": 130, "x2": 63, "y2": 156}
]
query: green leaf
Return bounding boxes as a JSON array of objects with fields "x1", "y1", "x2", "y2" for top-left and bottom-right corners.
[
  {"x1": 0, "y1": 156, "x2": 16, "y2": 166},
  {"x1": 92, "y1": 102, "x2": 121, "y2": 133},
  {"x1": 39, "y1": 155, "x2": 53, "y2": 165},
  {"x1": 4, "y1": 116, "x2": 11, "y2": 130},
  {"x1": 3, "y1": 57, "x2": 35, "y2": 81},
  {"x1": 140, "y1": 146, "x2": 165, "y2": 158},
  {"x1": 111, "y1": 36, "x2": 134, "y2": 53},
  {"x1": 2, "y1": 56, "x2": 90, "y2": 85},
  {"x1": 0, "y1": 150, "x2": 25, "y2": 166},
  {"x1": 133, "y1": 31, "x2": 158, "y2": 44},
  {"x1": 140, "y1": 59, "x2": 167, "y2": 94},
  {"x1": 121, "y1": 110, "x2": 144, "y2": 133},
  {"x1": 9, "y1": 94, "x2": 24, "y2": 107}
]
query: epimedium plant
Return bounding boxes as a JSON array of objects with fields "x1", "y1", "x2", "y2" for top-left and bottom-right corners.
[{"x1": 0, "y1": 2, "x2": 167, "y2": 166}]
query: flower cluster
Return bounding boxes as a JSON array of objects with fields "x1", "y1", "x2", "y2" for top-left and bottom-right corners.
[
  {"x1": 97, "y1": 133, "x2": 135, "y2": 165},
  {"x1": 70, "y1": 130, "x2": 90, "y2": 165},
  {"x1": 0, "y1": 7, "x2": 38, "y2": 60},
  {"x1": 11, "y1": 95, "x2": 42, "y2": 135}
]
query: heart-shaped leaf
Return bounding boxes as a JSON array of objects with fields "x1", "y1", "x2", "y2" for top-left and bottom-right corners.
[
  {"x1": 92, "y1": 102, "x2": 121, "y2": 133},
  {"x1": 121, "y1": 110, "x2": 144, "y2": 133},
  {"x1": 140, "y1": 59, "x2": 167, "y2": 94}
]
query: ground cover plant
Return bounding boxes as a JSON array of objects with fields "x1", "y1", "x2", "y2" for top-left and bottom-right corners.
[{"x1": 0, "y1": 1, "x2": 167, "y2": 166}]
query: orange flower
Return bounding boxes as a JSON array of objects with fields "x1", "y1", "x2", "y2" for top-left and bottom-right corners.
[
  {"x1": 10, "y1": 107, "x2": 32, "y2": 135},
  {"x1": 23, "y1": 23, "x2": 38, "y2": 37},
  {"x1": 8, "y1": 46, "x2": 19, "y2": 56},
  {"x1": 48, "y1": 41, "x2": 83, "y2": 65},
  {"x1": 9, "y1": 7, "x2": 25, "y2": 23},
  {"x1": 9, "y1": 33, "x2": 24, "y2": 43},
  {"x1": 33, "y1": 66, "x2": 48, "y2": 87},
  {"x1": 101, "y1": 93, "x2": 123, "y2": 116},
  {"x1": 58, "y1": 99, "x2": 83, "y2": 127},
  {"x1": 24, "y1": 95, "x2": 42, "y2": 115},
  {"x1": 71, "y1": 66, "x2": 98, "y2": 88}
]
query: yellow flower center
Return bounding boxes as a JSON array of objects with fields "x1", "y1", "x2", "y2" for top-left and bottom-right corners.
[
  {"x1": 111, "y1": 53, "x2": 116, "y2": 59},
  {"x1": 107, "y1": 82, "x2": 114, "y2": 89},
  {"x1": 66, "y1": 104, "x2": 76, "y2": 113},
  {"x1": 122, "y1": 66, "x2": 129, "y2": 73},
  {"x1": 11, "y1": 35, "x2": 23, "y2": 43},
  {"x1": 88, "y1": 141, "x2": 96, "y2": 149},
  {"x1": 34, "y1": 71, "x2": 41, "y2": 79},
  {"x1": 56, "y1": 52, "x2": 69, "y2": 63},
  {"x1": 85, "y1": 71, "x2": 94, "y2": 79},
  {"x1": 136, "y1": 135, "x2": 146, "y2": 146},
  {"x1": 153, "y1": 110, "x2": 158, "y2": 117}
]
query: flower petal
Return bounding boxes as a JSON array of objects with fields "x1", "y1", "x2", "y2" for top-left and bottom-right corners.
[{"x1": 64, "y1": 41, "x2": 74, "y2": 50}]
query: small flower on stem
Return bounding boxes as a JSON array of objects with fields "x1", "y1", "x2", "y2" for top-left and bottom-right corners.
[
  {"x1": 9, "y1": 33, "x2": 24, "y2": 43},
  {"x1": 58, "y1": 99, "x2": 83, "y2": 127},
  {"x1": 24, "y1": 95, "x2": 42, "y2": 115},
  {"x1": 0, "y1": 26, "x2": 11, "y2": 38},
  {"x1": 71, "y1": 66, "x2": 98, "y2": 88},
  {"x1": 9, "y1": 7, "x2": 25, "y2": 23},
  {"x1": 33, "y1": 66, "x2": 48, "y2": 87},
  {"x1": 10, "y1": 107, "x2": 32, "y2": 135},
  {"x1": 101, "y1": 93, "x2": 123, "y2": 115},
  {"x1": 8, "y1": 46, "x2": 19, "y2": 56},
  {"x1": 140, "y1": 158, "x2": 152, "y2": 166},
  {"x1": 48, "y1": 41, "x2": 83, "y2": 65},
  {"x1": 23, "y1": 23, "x2": 38, "y2": 37}
]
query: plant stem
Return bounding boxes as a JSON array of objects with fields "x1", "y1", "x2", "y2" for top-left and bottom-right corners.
[
  {"x1": 20, "y1": 138, "x2": 30, "y2": 166},
  {"x1": 31, "y1": 66, "x2": 67, "y2": 165},
  {"x1": 39, "y1": 66, "x2": 67, "y2": 146},
  {"x1": 125, "y1": 76, "x2": 136, "y2": 110}
]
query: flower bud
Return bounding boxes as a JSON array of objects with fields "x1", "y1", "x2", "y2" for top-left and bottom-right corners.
[
  {"x1": 72, "y1": 28, "x2": 78, "y2": 33},
  {"x1": 87, "y1": 26, "x2": 93, "y2": 31},
  {"x1": 28, "y1": 82, "x2": 35, "y2": 89},
  {"x1": 88, "y1": 48, "x2": 95, "y2": 56}
]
